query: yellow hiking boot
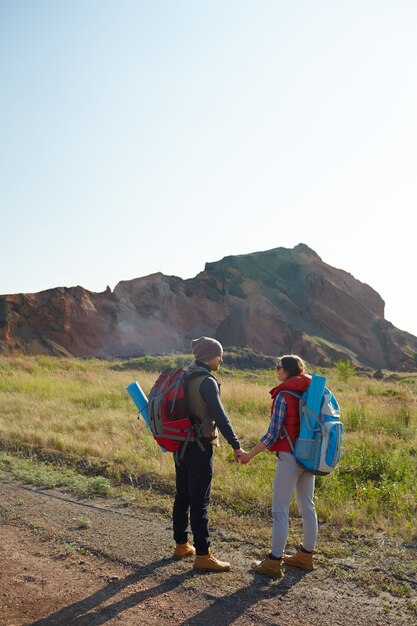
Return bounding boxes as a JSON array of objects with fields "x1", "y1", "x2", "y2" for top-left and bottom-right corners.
[
  {"x1": 283, "y1": 548, "x2": 315, "y2": 571},
  {"x1": 252, "y1": 555, "x2": 283, "y2": 578},
  {"x1": 173, "y1": 541, "x2": 196, "y2": 559},
  {"x1": 193, "y1": 549, "x2": 231, "y2": 572}
]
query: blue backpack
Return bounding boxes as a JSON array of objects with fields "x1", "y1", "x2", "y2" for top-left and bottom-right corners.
[{"x1": 282, "y1": 373, "x2": 343, "y2": 476}]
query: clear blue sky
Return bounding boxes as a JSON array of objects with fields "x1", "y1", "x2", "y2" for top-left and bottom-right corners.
[{"x1": 1, "y1": 1, "x2": 416, "y2": 335}]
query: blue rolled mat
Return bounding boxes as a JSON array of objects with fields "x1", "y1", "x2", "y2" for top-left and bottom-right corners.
[
  {"x1": 305, "y1": 373, "x2": 326, "y2": 420},
  {"x1": 126, "y1": 381, "x2": 166, "y2": 452}
]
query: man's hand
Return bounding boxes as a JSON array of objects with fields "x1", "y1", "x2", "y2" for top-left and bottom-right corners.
[
  {"x1": 233, "y1": 447, "x2": 246, "y2": 462},
  {"x1": 237, "y1": 451, "x2": 251, "y2": 464}
]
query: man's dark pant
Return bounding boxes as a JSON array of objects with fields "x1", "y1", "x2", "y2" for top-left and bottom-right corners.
[{"x1": 173, "y1": 441, "x2": 213, "y2": 555}]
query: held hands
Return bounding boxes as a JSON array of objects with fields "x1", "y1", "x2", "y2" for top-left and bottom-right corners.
[
  {"x1": 233, "y1": 448, "x2": 245, "y2": 462},
  {"x1": 237, "y1": 451, "x2": 251, "y2": 464},
  {"x1": 233, "y1": 441, "x2": 264, "y2": 464},
  {"x1": 233, "y1": 448, "x2": 252, "y2": 464}
]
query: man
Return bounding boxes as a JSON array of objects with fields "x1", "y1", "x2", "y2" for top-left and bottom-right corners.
[{"x1": 173, "y1": 336, "x2": 243, "y2": 571}]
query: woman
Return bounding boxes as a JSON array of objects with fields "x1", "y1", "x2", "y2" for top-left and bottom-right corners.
[{"x1": 239, "y1": 354, "x2": 318, "y2": 578}]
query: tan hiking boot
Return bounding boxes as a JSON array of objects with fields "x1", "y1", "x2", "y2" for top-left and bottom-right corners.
[
  {"x1": 283, "y1": 548, "x2": 315, "y2": 571},
  {"x1": 252, "y1": 555, "x2": 283, "y2": 578},
  {"x1": 173, "y1": 541, "x2": 196, "y2": 559},
  {"x1": 193, "y1": 549, "x2": 231, "y2": 572}
]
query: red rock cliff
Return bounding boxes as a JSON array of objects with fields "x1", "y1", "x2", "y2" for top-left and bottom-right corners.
[{"x1": 1, "y1": 244, "x2": 416, "y2": 370}]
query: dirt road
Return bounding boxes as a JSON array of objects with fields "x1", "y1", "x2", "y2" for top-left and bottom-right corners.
[{"x1": 0, "y1": 470, "x2": 415, "y2": 625}]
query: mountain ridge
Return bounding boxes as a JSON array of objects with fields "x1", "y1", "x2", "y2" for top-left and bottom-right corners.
[{"x1": 1, "y1": 243, "x2": 416, "y2": 370}]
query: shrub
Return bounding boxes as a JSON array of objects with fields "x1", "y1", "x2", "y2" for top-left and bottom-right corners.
[
  {"x1": 90, "y1": 477, "x2": 111, "y2": 495},
  {"x1": 335, "y1": 360, "x2": 356, "y2": 383}
]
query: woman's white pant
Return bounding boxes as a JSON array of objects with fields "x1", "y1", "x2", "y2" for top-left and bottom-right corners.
[{"x1": 271, "y1": 451, "x2": 318, "y2": 558}]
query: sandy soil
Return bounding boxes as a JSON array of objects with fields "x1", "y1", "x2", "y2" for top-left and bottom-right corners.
[{"x1": 0, "y1": 470, "x2": 416, "y2": 626}]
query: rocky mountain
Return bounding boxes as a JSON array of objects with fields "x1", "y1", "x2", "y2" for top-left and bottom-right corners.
[{"x1": 1, "y1": 243, "x2": 416, "y2": 370}]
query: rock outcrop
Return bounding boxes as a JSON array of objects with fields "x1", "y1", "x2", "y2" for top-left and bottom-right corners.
[{"x1": 1, "y1": 244, "x2": 416, "y2": 370}]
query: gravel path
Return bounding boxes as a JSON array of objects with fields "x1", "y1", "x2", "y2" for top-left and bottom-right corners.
[{"x1": 0, "y1": 471, "x2": 416, "y2": 625}]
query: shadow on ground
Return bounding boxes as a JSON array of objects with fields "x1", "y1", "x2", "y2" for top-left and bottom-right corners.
[
  {"x1": 29, "y1": 556, "x2": 309, "y2": 626},
  {"x1": 179, "y1": 567, "x2": 309, "y2": 626}
]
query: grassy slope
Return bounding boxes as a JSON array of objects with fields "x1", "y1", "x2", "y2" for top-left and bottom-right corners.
[{"x1": 0, "y1": 355, "x2": 416, "y2": 541}]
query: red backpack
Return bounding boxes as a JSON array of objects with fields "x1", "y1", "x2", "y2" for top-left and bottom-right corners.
[{"x1": 147, "y1": 368, "x2": 209, "y2": 461}]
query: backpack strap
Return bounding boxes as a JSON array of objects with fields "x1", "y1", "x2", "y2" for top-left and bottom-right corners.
[
  {"x1": 184, "y1": 369, "x2": 216, "y2": 383},
  {"x1": 280, "y1": 390, "x2": 302, "y2": 399},
  {"x1": 281, "y1": 425, "x2": 295, "y2": 451},
  {"x1": 170, "y1": 374, "x2": 185, "y2": 411},
  {"x1": 280, "y1": 389, "x2": 323, "y2": 451}
]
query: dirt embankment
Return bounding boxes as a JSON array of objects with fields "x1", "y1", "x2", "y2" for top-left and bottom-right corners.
[{"x1": 0, "y1": 471, "x2": 416, "y2": 626}]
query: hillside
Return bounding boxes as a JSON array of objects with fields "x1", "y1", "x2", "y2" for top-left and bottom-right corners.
[{"x1": 1, "y1": 243, "x2": 417, "y2": 370}]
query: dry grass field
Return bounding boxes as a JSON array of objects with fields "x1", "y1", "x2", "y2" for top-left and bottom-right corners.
[{"x1": 0, "y1": 355, "x2": 416, "y2": 541}]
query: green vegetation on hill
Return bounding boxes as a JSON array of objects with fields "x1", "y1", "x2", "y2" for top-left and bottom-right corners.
[
  {"x1": 0, "y1": 354, "x2": 416, "y2": 541},
  {"x1": 110, "y1": 347, "x2": 277, "y2": 372}
]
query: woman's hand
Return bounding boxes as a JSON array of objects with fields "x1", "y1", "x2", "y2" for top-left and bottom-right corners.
[{"x1": 237, "y1": 441, "x2": 266, "y2": 464}]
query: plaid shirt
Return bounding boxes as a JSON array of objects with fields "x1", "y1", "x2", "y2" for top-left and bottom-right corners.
[{"x1": 260, "y1": 393, "x2": 287, "y2": 449}]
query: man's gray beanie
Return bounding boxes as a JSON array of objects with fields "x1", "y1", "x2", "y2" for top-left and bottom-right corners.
[{"x1": 191, "y1": 336, "x2": 223, "y2": 362}]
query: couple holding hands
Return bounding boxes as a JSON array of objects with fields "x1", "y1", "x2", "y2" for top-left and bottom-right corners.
[{"x1": 172, "y1": 337, "x2": 317, "y2": 578}]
